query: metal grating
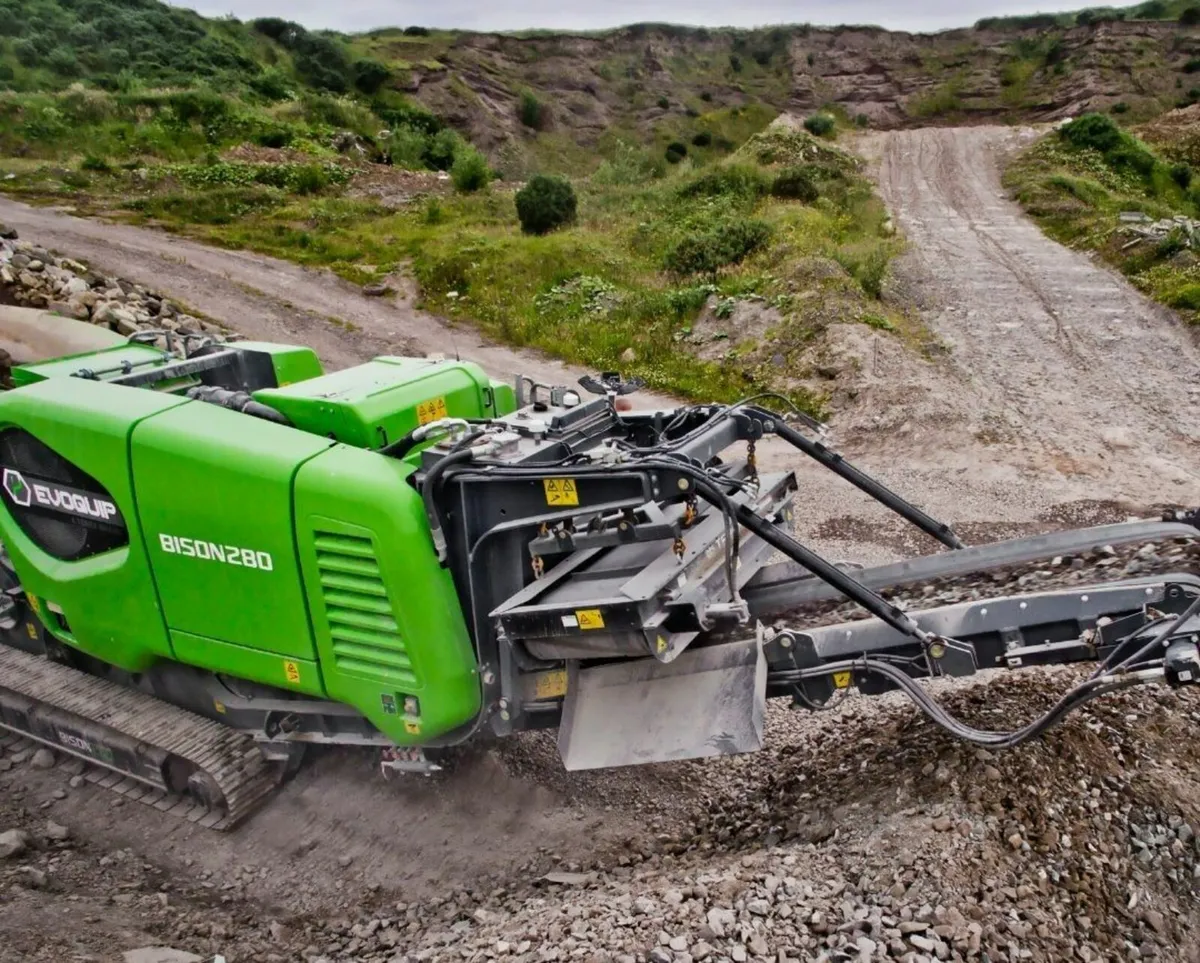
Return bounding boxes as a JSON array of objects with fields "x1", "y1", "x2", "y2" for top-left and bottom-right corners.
[{"x1": 313, "y1": 532, "x2": 417, "y2": 687}]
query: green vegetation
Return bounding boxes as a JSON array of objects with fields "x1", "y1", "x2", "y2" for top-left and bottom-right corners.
[
  {"x1": 803, "y1": 114, "x2": 836, "y2": 138},
  {"x1": 1005, "y1": 113, "x2": 1200, "y2": 322},
  {"x1": 976, "y1": 0, "x2": 1200, "y2": 29},
  {"x1": 515, "y1": 175, "x2": 577, "y2": 234},
  {"x1": 0, "y1": 1, "x2": 922, "y2": 408}
]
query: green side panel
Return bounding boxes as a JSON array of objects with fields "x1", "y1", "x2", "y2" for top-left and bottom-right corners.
[
  {"x1": 229, "y1": 341, "x2": 323, "y2": 387},
  {"x1": 0, "y1": 378, "x2": 188, "y2": 670},
  {"x1": 490, "y1": 379, "x2": 518, "y2": 415},
  {"x1": 172, "y1": 631, "x2": 324, "y2": 697},
  {"x1": 131, "y1": 402, "x2": 333, "y2": 662},
  {"x1": 294, "y1": 445, "x2": 481, "y2": 744},
  {"x1": 253, "y1": 356, "x2": 498, "y2": 449},
  {"x1": 13, "y1": 343, "x2": 169, "y2": 387}
]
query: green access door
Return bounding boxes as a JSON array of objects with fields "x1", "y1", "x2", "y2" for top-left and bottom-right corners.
[{"x1": 131, "y1": 400, "x2": 333, "y2": 663}]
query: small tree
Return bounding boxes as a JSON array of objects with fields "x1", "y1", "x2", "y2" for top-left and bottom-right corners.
[
  {"x1": 804, "y1": 113, "x2": 836, "y2": 137},
  {"x1": 1172, "y1": 162, "x2": 1194, "y2": 189},
  {"x1": 353, "y1": 59, "x2": 391, "y2": 94},
  {"x1": 452, "y1": 148, "x2": 491, "y2": 193},
  {"x1": 1182, "y1": 5, "x2": 1200, "y2": 24},
  {"x1": 515, "y1": 174, "x2": 577, "y2": 234},
  {"x1": 665, "y1": 141, "x2": 688, "y2": 164}
]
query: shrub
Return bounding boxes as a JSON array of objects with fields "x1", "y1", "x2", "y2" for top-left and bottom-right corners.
[
  {"x1": 1172, "y1": 162, "x2": 1194, "y2": 189},
  {"x1": 451, "y1": 148, "x2": 491, "y2": 192},
  {"x1": 729, "y1": 54, "x2": 743, "y2": 72},
  {"x1": 353, "y1": 59, "x2": 391, "y2": 95},
  {"x1": 679, "y1": 164, "x2": 769, "y2": 200},
  {"x1": 515, "y1": 174, "x2": 577, "y2": 235},
  {"x1": 835, "y1": 246, "x2": 890, "y2": 299},
  {"x1": 1182, "y1": 6, "x2": 1200, "y2": 24},
  {"x1": 80, "y1": 154, "x2": 110, "y2": 172},
  {"x1": 1169, "y1": 284, "x2": 1200, "y2": 309},
  {"x1": 662, "y1": 218, "x2": 772, "y2": 278},
  {"x1": 1059, "y1": 113, "x2": 1124, "y2": 153},
  {"x1": 593, "y1": 141, "x2": 661, "y2": 186},
  {"x1": 1110, "y1": 101, "x2": 1130, "y2": 114},
  {"x1": 771, "y1": 166, "x2": 819, "y2": 202},
  {"x1": 855, "y1": 113, "x2": 870, "y2": 128},
  {"x1": 657, "y1": 96, "x2": 670, "y2": 109},
  {"x1": 519, "y1": 90, "x2": 544, "y2": 129},
  {"x1": 665, "y1": 141, "x2": 688, "y2": 164},
  {"x1": 804, "y1": 113, "x2": 836, "y2": 137},
  {"x1": 701, "y1": 91, "x2": 713, "y2": 102},
  {"x1": 1186, "y1": 58, "x2": 1200, "y2": 74},
  {"x1": 692, "y1": 131, "x2": 713, "y2": 147},
  {"x1": 292, "y1": 164, "x2": 331, "y2": 194},
  {"x1": 423, "y1": 128, "x2": 463, "y2": 171},
  {"x1": 404, "y1": 26, "x2": 431, "y2": 36}
]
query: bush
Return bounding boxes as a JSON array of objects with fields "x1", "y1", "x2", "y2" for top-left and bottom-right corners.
[
  {"x1": 663, "y1": 218, "x2": 772, "y2": 278},
  {"x1": 657, "y1": 96, "x2": 670, "y2": 109},
  {"x1": 692, "y1": 131, "x2": 713, "y2": 147},
  {"x1": 771, "y1": 166, "x2": 819, "y2": 202},
  {"x1": 1186, "y1": 58, "x2": 1200, "y2": 74},
  {"x1": 665, "y1": 141, "x2": 688, "y2": 164},
  {"x1": 515, "y1": 174, "x2": 577, "y2": 235},
  {"x1": 404, "y1": 26, "x2": 431, "y2": 36},
  {"x1": 1172, "y1": 162, "x2": 1194, "y2": 189},
  {"x1": 729, "y1": 53, "x2": 743, "y2": 72},
  {"x1": 353, "y1": 59, "x2": 391, "y2": 95},
  {"x1": 1059, "y1": 113, "x2": 1124, "y2": 153},
  {"x1": 1110, "y1": 101, "x2": 1130, "y2": 114},
  {"x1": 679, "y1": 164, "x2": 769, "y2": 200},
  {"x1": 804, "y1": 113, "x2": 836, "y2": 137},
  {"x1": 424, "y1": 128, "x2": 463, "y2": 171},
  {"x1": 80, "y1": 154, "x2": 110, "y2": 172},
  {"x1": 451, "y1": 148, "x2": 491, "y2": 193},
  {"x1": 855, "y1": 113, "x2": 870, "y2": 128},
  {"x1": 593, "y1": 141, "x2": 661, "y2": 186},
  {"x1": 701, "y1": 91, "x2": 713, "y2": 102},
  {"x1": 1182, "y1": 6, "x2": 1200, "y2": 24},
  {"x1": 519, "y1": 90, "x2": 544, "y2": 129}
]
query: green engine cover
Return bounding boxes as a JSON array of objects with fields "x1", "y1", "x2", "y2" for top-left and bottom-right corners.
[{"x1": 0, "y1": 349, "x2": 509, "y2": 747}]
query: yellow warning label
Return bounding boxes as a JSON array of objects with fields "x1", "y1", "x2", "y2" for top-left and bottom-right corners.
[
  {"x1": 213, "y1": 700, "x2": 226, "y2": 714},
  {"x1": 416, "y1": 396, "x2": 448, "y2": 426},
  {"x1": 543, "y1": 477, "x2": 579, "y2": 507},
  {"x1": 832, "y1": 670, "x2": 852, "y2": 689},
  {"x1": 25, "y1": 623, "x2": 36, "y2": 640},
  {"x1": 656, "y1": 636, "x2": 668, "y2": 654},
  {"x1": 576, "y1": 609, "x2": 605, "y2": 631},
  {"x1": 404, "y1": 721, "x2": 421, "y2": 734},
  {"x1": 26, "y1": 594, "x2": 40, "y2": 616},
  {"x1": 535, "y1": 669, "x2": 568, "y2": 699},
  {"x1": 283, "y1": 660, "x2": 301, "y2": 685}
]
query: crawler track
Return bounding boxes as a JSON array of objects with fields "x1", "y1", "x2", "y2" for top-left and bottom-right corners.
[{"x1": 0, "y1": 645, "x2": 280, "y2": 829}]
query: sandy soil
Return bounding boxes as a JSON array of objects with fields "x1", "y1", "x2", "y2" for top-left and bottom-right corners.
[{"x1": 4, "y1": 126, "x2": 1200, "y2": 961}]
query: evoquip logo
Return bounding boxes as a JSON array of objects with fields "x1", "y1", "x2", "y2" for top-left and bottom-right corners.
[
  {"x1": 1, "y1": 467, "x2": 122, "y2": 526},
  {"x1": 2, "y1": 469, "x2": 29, "y2": 507}
]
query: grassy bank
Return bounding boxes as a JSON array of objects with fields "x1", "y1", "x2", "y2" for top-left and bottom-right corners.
[
  {"x1": 1, "y1": 120, "x2": 908, "y2": 414},
  {"x1": 1004, "y1": 112, "x2": 1200, "y2": 319}
]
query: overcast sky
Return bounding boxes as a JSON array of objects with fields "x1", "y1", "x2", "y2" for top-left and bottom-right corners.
[{"x1": 175, "y1": 1, "x2": 1086, "y2": 34}]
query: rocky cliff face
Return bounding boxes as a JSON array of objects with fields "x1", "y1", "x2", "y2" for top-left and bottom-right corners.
[{"x1": 379, "y1": 20, "x2": 1200, "y2": 163}]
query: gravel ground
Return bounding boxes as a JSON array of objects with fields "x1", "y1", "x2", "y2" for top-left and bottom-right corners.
[{"x1": 6, "y1": 125, "x2": 1200, "y2": 962}]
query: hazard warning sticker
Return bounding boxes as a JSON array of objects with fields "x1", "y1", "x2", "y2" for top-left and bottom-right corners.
[
  {"x1": 283, "y1": 660, "x2": 301, "y2": 685},
  {"x1": 416, "y1": 396, "x2": 448, "y2": 426},
  {"x1": 575, "y1": 609, "x2": 605, "y2": 630},
  {"x1": 832, "y1": 670, "x2": 852, "y2": 689},
  {"x1": 543, "y1": 477, "x2": 579, "y2": 506}
]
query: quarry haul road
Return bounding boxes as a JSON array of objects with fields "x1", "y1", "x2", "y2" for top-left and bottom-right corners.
[{"x1": 4, "y1": 126, "x2": 1200, "y2": 923}]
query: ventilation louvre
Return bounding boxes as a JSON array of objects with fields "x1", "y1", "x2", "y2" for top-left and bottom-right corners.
[{"x1": 313, "y1": 532, "x2": 417, "y2": 687}]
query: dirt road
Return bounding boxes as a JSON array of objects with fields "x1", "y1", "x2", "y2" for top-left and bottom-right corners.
[
  {"x1": 0, "y1": 196, "x2": 593, "y2": 391},
  {"x1": 5, "y1": 127, "x2": 1200, "y2": 962},
  {"x1": 873, "y1": 126, "x2": 1200, "y2": 500}
]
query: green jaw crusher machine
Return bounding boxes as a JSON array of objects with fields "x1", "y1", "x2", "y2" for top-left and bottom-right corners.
[{"x1": 4, "y1": 326, "x2": 1200, "y2": 829}]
